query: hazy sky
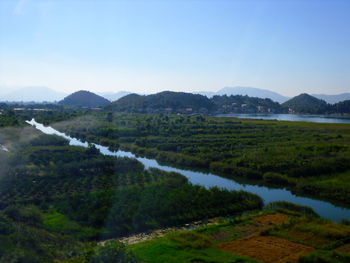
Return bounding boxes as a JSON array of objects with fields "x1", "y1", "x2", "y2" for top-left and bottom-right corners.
[{"x1": 0, "y1": 0, "x2": 349, "y2": 96}]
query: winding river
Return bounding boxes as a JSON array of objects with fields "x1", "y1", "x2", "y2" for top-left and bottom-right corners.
[{"x1": 26, "y1": 119, "x2": 350, "y2": 222}]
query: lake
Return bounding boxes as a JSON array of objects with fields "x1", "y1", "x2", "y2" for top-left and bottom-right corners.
[
  {"x1": 216, "y1": 113, "x2": 350, "y2": 124},
  {"x1": 26, "y1": 118, "x2": 350, "y2": 222}
]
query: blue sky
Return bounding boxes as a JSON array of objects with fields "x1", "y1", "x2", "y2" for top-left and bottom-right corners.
[{"x1": 0, "y1": 0, "x2": 349, "y2": 96}]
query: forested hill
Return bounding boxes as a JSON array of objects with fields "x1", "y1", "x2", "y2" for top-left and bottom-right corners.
[
  {"x1": 107, "y1": 91, "x2": 286, "y2": 114},
  {"x1": 106, "y1": 91, "x2": 214, "y2": 113},
  {"x1": 58, "y1": 90, "x2": 110, "y2": 107},
  {"x1": 282, "y1": 93, "x2": 330, "y2": 114},
  {"x1": 58, "y1": 90, "x2": 350, "y2": 114},
  {"x1": 332, "y1": 100, "x2": 350, "y2": 114}
]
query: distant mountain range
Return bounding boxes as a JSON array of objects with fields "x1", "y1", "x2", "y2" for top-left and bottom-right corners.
[
  {"x1": 58, "y1": 90, "x2": 110, "y2": 107},
  {"x1": 196, "y1": 87, "x2": 290, "y2": 103},
  {"x1": 197, "y1": 87, "x2": 350, "y2": 104},
  {"x1": 1, "y1": 86, "x2": 349, "y2": 105},
  {"x1": 0, "y1": 87, "x2": 66, "y2": 102},
  {"x1": 312, "y1": 93, "x2": 350, "y2": 104}
]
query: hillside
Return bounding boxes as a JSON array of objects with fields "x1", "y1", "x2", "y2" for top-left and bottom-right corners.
[
  {"x1": 212, "y1": 94, "x2": 286, "y2": 114},
  {"x1": 58, "y1": 90, "x2": 110, "y2": 107},
  {"x1": 107, "y1": 91, "x2": 289, "y2": 114},
  {"x1": 282, "y1": 93, "x2": 330, "y2": 114},
  {"x1": 107, "y1": 91, "x2": 213, "y2": 113},
  {"x1": 333, "y1": 100, "x2": 350, "y2": 114}
]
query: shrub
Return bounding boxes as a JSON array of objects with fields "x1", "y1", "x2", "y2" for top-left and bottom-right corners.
[
  {"x1": 89, "y1": 241, "x2": 138, "y2": 263},
  {"x1": 170, "y1": 231, "x2": 212, "y2": 249}
]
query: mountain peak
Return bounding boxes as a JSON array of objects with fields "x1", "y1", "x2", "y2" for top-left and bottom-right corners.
[
  {"x1": 282, "y1": 93, "x2": 329, "y2": 114},
  {"x1": 58, "y1": 90, "x2": 110, "y2": 107}
]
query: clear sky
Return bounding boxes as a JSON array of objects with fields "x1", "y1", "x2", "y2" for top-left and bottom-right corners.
[{"x1": 0, "y1": 0, "x2": 349, "y2": 96}]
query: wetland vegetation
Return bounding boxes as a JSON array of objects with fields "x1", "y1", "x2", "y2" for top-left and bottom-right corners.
[
  {"x1": 50, "y1": 111, "x2": 350, "y2": 207},
  {"x1": 1, "y1": 107, "x2": 350, "y2": 262}
]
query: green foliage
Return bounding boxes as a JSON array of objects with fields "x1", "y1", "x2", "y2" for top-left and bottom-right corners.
[
  {"x1": 170, "y1": 231, "x2": 212, "y2": 249},
  {"x1": 89, "y1": 241, "x2": 138, "y2": 263},
  {"x1": 0, "y1": 110, "x2": 20, "y2": 127},
  {"x1": 298, "y1": 250, "x2": 350, "y2": 263},
  {"x1": 29, "y1": 134, "x2": 69, "y2": 146},
  {"x1": 4, "y1": 205, "x2": 43, "y2": 226},
  {"x1": 53, "y1": 184, "x2": 262, "y2": 238}
]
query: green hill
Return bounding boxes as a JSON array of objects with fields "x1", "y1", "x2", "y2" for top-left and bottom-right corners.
[
  {"x1": 59, "y1": 90, "x2": 110, "y2": 107},
  {"x1": 282, "y1": 93, "x2": 330, "y2": 114},
  {"x1": 107, "y1": 91, "x2": 213, "y2": 113},
  {"x1": 107, "y1": 91, "x2": 288, "y2": 114}
]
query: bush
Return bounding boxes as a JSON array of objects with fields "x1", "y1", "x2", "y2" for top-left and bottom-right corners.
[
  {"x1": 298, "y1": 250, "x2": 350, "y2": 263},
  {"x1": 170, "y1": 231, "x2": 212, "y2": 249},
  {"x1": 263, "y1": 172, "x2": 293, "y2": 186},
  {"x1": 4, "y1": 206, "x2": 43, "y2": 226},
  {"x1": 89, "y1": 241, "x2": 138, "y2": 263}
]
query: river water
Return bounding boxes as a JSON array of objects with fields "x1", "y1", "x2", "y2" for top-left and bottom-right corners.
[
  {"x1": 216, "y1": 113, "x2": 350, "y2": 124},
  {"x1": 26, "y1": 119, "x2": 350, "y2": 222}
]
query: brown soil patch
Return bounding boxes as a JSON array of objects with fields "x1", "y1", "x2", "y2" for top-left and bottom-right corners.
[
  {"x1": 336, "y1": 243, "x2": 350, "y2": 255},
  {"x1": 218, "y1": 235, "x2": 314, "y2": 263},
  {"x1": 280, "y1": 229, "x2": 330, "y2": 248},
  {"x1": 251, "y1": 213, "x2": 289, "y2": 227}
]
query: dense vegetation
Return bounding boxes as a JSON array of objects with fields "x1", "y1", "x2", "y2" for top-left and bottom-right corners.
[
  {"x1": 51, "y1": 112, "x2": 350, "y2": 207},
  {"x1": 1, "y1": 107, "x2": 350, "y2": 262},
  {"x1": 0, "y1": 114, "x2": 263, "y2": 261}
]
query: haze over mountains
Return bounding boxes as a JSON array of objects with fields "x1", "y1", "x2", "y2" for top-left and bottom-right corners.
[
  {"x1": 197, "y1": 87, "x2": 290, "y2": 103},
  {"x1": 97, "y1": 91, "x2": 131, "y2": 102},
  {"x1": 312, "y1": 93, "x2": 350, "y2": 104},
  {"x1": 0, "y1": 87, "x2": 66, "y2": 102},
  {"x1": 1, "y1": 86, "x2": 349, "y2": 105}
]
